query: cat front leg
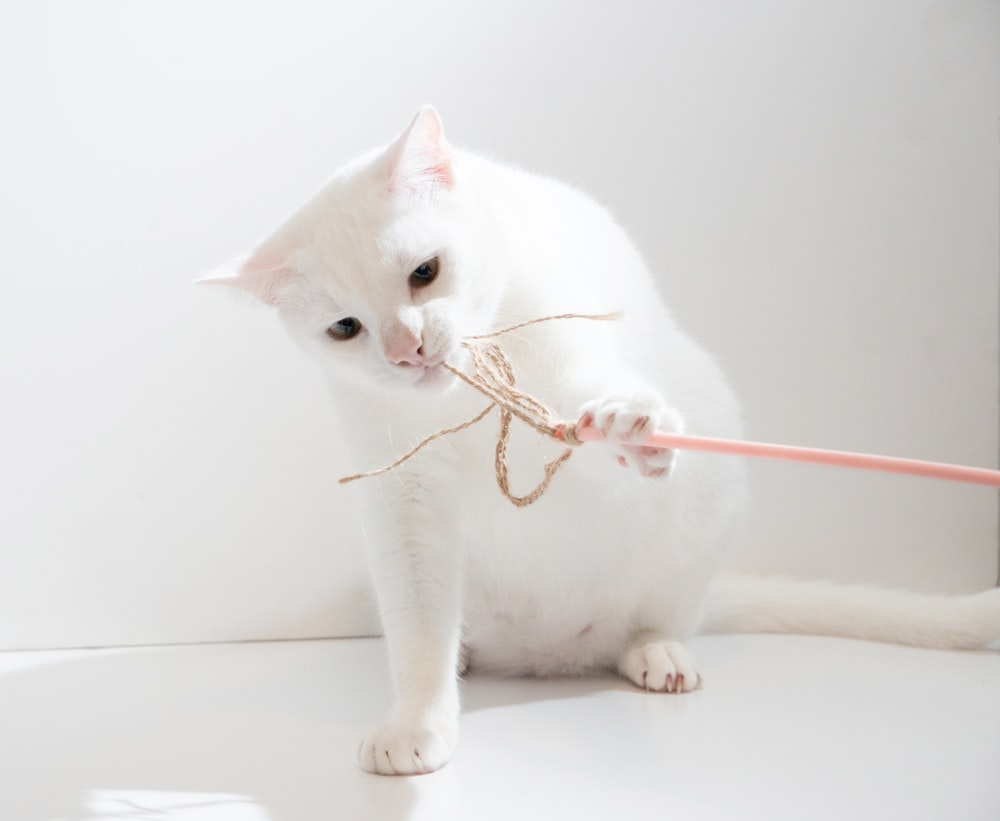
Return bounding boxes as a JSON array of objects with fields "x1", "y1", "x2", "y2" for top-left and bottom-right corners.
[{"x1": 358, "y1": 485, "x2": 463, "y2": 775}]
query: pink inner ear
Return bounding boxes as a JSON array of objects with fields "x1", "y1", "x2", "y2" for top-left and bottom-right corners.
[
  {"x1": 197, "y1": 248, "x2": 292, "y2": 306},
  {"x1": 388, "y1": 105, "x2": 454, "y2": 195}
]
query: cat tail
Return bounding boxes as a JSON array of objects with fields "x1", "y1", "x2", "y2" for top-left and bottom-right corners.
[{"x1": 698, "y1": 574, "x2": 1000, "y2": 650}]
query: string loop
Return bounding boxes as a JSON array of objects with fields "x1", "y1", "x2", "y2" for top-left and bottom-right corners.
[{"x1": 338, "y1": 312, "x2": 621, "y2": 506}]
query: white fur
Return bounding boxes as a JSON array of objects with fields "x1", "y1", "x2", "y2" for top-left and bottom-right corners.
[{"x1": 206, "y1": 107, "x2": 1000, "y2": 775}]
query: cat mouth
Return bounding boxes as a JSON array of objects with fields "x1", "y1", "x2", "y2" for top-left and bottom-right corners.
[
  {"x1": 413, "y1": 362, "x2": 454, "y2": 389},
  {"x1": 408, "y1": 342, "x2": 466, "y2": 390}
]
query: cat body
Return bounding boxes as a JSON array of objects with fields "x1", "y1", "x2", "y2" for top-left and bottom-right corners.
[
  {"x1": 336, "y1": 146, "x2": 743, "y2": 676},
  {"x1": 204, "y1": 107, "x2": 1000, "y2": 775}
]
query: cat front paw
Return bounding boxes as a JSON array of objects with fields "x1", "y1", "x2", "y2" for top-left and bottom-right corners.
[
  {"x1": 358, "y1": 715, "x2": 457, "y2": 775},
  {"x1": 578, "y1": 390, "x2": 683, "y2": 478}
]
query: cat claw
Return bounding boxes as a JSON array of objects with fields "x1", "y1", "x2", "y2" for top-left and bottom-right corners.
[
  {"x1": 619, "y1": 637, "x2": 701, "y2": 693},
  {"x1": 579, "y1": 392, "x2": 683, "y2": 478}
]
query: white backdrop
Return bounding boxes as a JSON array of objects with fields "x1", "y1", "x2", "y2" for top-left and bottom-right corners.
[{"x1": 1, "y1": 0, "x2": 996, "y2": 650}]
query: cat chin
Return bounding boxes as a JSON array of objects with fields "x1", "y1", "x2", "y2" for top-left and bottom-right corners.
[
  {"x1": 365, "y1": 363, "x2": 454, "y2": 391},
  {"x1": 361, "y1": 361, "x2": 460, "y2": 393}
]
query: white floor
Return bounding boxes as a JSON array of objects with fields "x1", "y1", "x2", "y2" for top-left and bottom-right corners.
[{"x1": 1, "y1": 635, "x2": 998, "y2": 821}]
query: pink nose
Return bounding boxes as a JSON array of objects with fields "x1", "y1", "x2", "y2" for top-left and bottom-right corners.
[{"x1": 385, "y1": 333, "x2": 424, "y2": 366}]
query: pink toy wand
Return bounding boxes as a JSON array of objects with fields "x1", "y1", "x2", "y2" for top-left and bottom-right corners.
[{"x1": 555, "y1": 424, "x2": 1000, "y2": 488}]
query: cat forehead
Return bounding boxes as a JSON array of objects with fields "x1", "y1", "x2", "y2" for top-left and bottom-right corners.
[
  {"x1": 272, "y1": 146, "x2": 459, "y2": 291},
  {"x1": 306, "y1": 195, "x2": 451, "y2": 265},
  {"x1": 376, "y1": 209, "x2": 452, "y2": 262},
  {"x1": 287, "y1": 207, "x2": 451, "y2": 302}
]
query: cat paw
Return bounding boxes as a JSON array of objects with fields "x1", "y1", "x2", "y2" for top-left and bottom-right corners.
[
  {"x1": 618, "y1": 636, "x2": 701, "y2": 693},
  {"x1": 358, "y1": 716, "x2": 457, "y2": 775},
  {"x1": 578, "y1": 391, "x2": 683, "y2": 478}
]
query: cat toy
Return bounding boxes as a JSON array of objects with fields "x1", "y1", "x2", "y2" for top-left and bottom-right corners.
[
  {"x1": 556, "y1": 425, "x2": 1000, "y2": 487},
  {"x1": 340, "y1": 313, "x2": 1000, "y2": 506}
]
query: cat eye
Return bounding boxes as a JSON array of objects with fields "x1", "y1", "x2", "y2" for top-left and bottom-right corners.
[
  {"x1": 409, "y1": 257, "x2": 439, "y2": 288},
  {"x1": 326, "y1": 317, "x2": 362, "y2": 340}
]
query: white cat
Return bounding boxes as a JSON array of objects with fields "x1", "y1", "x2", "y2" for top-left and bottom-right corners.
[{"x1": 203, "y1": 106, "x2": 1000, "y2": 775}]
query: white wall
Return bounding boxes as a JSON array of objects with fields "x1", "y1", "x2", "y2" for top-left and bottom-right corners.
[{"x1": 1, "y1": 0, "x2": 996, "y2": 650}]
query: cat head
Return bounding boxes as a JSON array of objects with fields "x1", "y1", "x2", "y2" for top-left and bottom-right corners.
[{"x1": 201, "y1": 106, "x2": 502, "y2": 391}]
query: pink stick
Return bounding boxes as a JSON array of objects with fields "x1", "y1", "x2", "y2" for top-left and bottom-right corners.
[{"x1": 558, "y1": 425, "x2": 1000, "y2": 488}]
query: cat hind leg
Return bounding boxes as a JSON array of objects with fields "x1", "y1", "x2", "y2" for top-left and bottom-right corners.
[{"x1": 617, "y1": 630, "x2": 701, "y2": 693}]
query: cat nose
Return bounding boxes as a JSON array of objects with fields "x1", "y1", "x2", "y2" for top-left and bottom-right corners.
[{"x1": 385, "y1": 331, "x2": 425, "y2": 366}]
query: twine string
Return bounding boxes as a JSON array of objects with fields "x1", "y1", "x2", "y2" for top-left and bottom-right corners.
[{"x1": 338, "y1": 312, "x2": 621, "y2": 506}]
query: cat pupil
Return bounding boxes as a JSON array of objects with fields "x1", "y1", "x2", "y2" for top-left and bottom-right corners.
[
  {"x1": 409, "y1": 257, "x2": 439, "y2": 288},
  {"x1": 326, "y1": 317, "x2": 361, "y2": 340}
]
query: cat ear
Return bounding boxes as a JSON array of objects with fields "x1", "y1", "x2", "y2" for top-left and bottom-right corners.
[
  {"x1": 196, "y1": 246, "x2": 292, "y2": 306},
  {"x1": 386, "y1": 105, "x2": 454, "y2": 196}
]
